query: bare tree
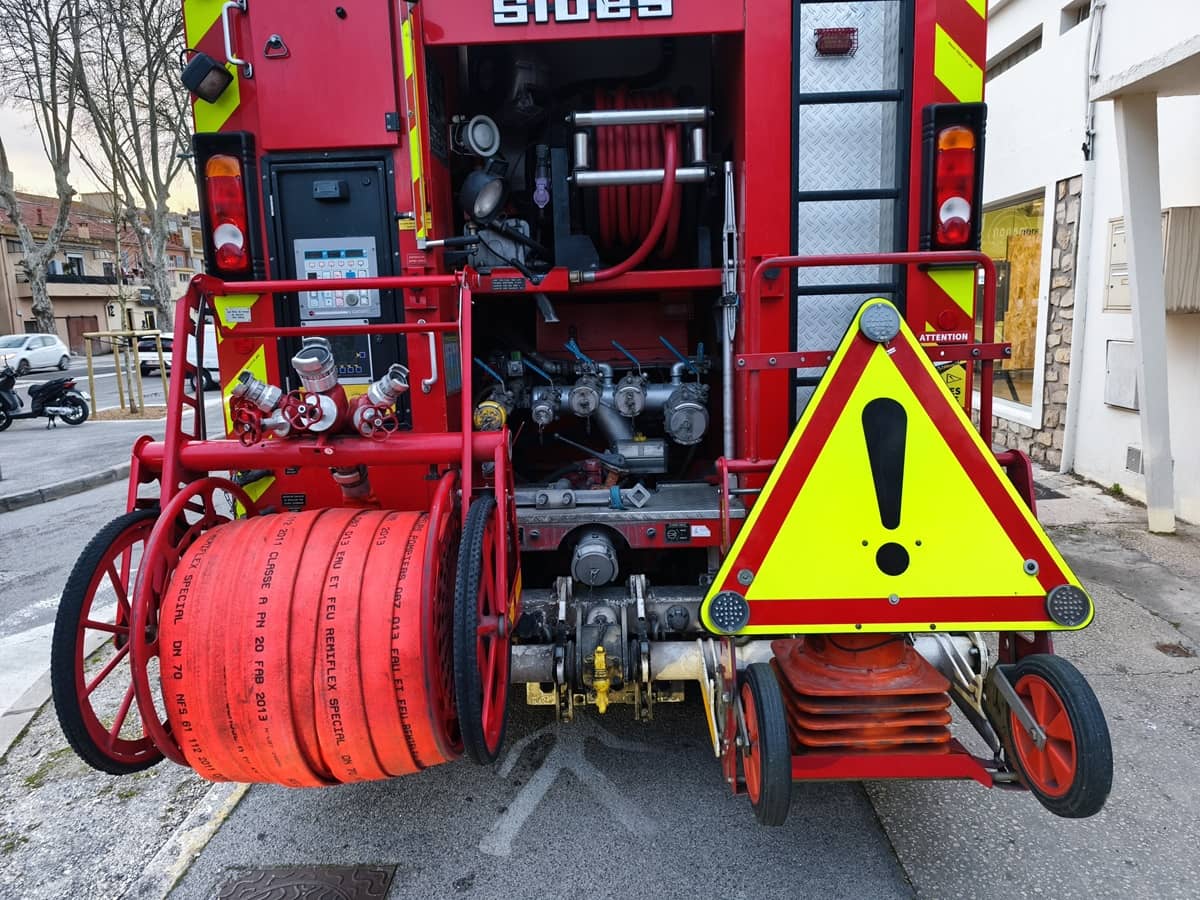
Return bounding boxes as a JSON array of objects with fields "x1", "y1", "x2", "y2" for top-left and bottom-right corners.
[
  {"x1": 0, "y1": 0, "x2": 82, "y2": 335},
  {"x1": 73, "y1": 0, "x2": 190, "y2": 323}
]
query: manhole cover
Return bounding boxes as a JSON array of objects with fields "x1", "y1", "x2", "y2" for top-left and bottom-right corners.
[
  {"x1": 219, "y1": 866, "x2": 395, "y2": 899},
  {"x1": 1034, "y1": 483, "x2": 1065, "y2": 501},
  {"x1": 1155, "y1": 641, "x2": 1197, "y2": 658}
]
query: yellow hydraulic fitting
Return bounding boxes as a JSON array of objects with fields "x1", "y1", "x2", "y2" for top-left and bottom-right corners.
[{"x1": 593, "y1": 645, "x2": 610, "y2": 714}]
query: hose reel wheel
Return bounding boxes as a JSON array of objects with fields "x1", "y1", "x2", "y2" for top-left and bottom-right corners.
[
  {"x1": 52, "y1": 507, "x2": 164, "y2": 775},
  {"x1": 454, "y1": 495, "x2": 515, "y2": 765}
]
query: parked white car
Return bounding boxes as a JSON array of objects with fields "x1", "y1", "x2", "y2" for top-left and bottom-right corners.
[
  {"x1": 0, "y1": 333, "x2": 72, "y2": 375},
  {"x1": 136, "y1": 319, "x2": 220, "y2": 390}
]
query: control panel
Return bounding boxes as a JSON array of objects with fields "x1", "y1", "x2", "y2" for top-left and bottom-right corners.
[
  {"x1": 294, "y1": 236, "x2": 381, "y2": 384},
  {"x1": 294, "y1": 236, "x2": 382, "y2": 320}
]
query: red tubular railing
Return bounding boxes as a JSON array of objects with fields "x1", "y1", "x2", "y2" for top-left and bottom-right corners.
[
  {"x1": 743, "y1": 251, "x2": 998, "y2": 461},
  {"x1": 151, "y1": 272, "x2": 481, "y2": 509}
]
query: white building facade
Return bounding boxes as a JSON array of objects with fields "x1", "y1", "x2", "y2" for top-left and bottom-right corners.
[{"x1": 983, "y1": 0, "x2": 1200, "y2": 526}]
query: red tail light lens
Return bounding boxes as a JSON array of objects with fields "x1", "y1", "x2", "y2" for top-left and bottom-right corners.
[
  {"x1": 933, "y1": 125, "x2": 977, "y2": 248},
  {"x1": 205, "y1": 154, "x2": 249, "y2": 273}
]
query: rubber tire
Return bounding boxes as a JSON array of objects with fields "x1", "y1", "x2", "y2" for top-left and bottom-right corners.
[
  {"x1": 1004, "y1": 654, "x2": 1112, "y2": 818},
  {"x1": 189, "y1": 369, "x2": 216, "y2": 393},
  {"x1": 453, "y1": 495, "x2": 509, "y2": 765},
  {"x1": 16, "y1": 358, "x2": 30, "y2": 376},
  {"x1": 740, "y1": 662, "x2": 793, "y2": 826},
  {"x1": 59, "y1": 395, "x2": 89, "y2": 425},
  {"x1": 0, "y1": 408, "x2": 10, "y2": 432},
  {"x1": 51, "y1": 508, "x2": 163, "y2": 775},
  {"x1": 139, "y1": 364, "x2": 151, "y2": 376},
  {"x1": 58, "y1": 355, "x2": 70, "y2": 371}
]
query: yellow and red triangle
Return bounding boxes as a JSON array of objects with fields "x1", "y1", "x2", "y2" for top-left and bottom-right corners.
[{"x1": 703, "y1": 300, "x2": 1091, "y2": 635}]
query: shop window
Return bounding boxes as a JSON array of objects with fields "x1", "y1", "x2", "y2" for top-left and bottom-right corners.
[{"x1": 980, "y1": 195, "x2": 1045, "y2": 407}]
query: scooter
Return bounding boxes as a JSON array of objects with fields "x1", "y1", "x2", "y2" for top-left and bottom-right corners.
[{"x1": 0, "y1": 365, "x2": 90, "y2": 431}]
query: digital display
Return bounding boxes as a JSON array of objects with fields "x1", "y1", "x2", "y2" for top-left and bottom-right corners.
[{"x1": 303, "y1": 249, "x2": 367, "y2": 260}]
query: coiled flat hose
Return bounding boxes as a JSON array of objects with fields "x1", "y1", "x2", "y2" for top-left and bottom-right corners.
[{"x1": 159, "y1": 508, "x2": 460, "y2": 786}]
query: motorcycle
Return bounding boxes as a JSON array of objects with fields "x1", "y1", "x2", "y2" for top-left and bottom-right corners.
[{"x1": 0, "y1": 365, "x2": 90, "y2": 431}]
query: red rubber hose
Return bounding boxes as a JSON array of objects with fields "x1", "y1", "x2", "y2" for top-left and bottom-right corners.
[
  {"x1": 589, "y1": 125, "x2": 679, "y2": 282},
  {"x1": 159, "y1": 508, "x2": 459, "y2": 786}
]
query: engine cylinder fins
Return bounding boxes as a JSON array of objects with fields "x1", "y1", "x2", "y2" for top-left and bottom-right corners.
[
  {"x1": 158, "y1": 508, "x2": 461, "y2": 786},
  {"x1": 770, "y1": 636, "x2": 953, "y2": 753}
]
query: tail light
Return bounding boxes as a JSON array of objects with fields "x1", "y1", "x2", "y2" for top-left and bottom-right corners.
[
  {"x1": 205, "y1": 154, "x2": 250, "y2": 273},
  {"x1": 933, "y1": 126, "x2": 976, "y2": 247},
  {"x1": 920, "y1": 104, "x2": 987, "y2": 251},
  {"x1": 193, "y1": 131, "x2": 262, "y2": 278}
]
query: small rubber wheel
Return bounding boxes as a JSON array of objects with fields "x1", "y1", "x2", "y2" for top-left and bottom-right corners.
[
  {"x1": 59, "y1": 395, "x2": 89, "y2": 425},
  {"x1": 58, "y1": 355, "x2": 70, "y2": 371},
  {"x1": 739, "y1": 662, "x2": 792, "y2": 826},
  {"x1": 1005, "y1": 654, "x2": 1112, "y2": 818},
  {"x1": 51, "y1": 508, "x2": 163, "y2": 774},
  {"x1": 453, "y1": 495, "x2": 511, "y2": 765}
]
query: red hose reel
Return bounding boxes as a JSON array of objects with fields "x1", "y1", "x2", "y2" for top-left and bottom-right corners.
[{"x1": 593, "y1": 88, "x2": 683, "y2": 259}]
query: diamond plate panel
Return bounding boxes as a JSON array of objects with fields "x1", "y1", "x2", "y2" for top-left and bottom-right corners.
[
  {"x1": 797, "y1": 101, "x2": 898, "y2": 192},
  {"x1": 795, "y1": 199, "x2": 896, "y2": 286},
  {"x1": 794, "y1": 292, "x2": 897, "y2": 415},
  {"x1": 797, "y1": 2, "x2": 902, "y2": 94}
]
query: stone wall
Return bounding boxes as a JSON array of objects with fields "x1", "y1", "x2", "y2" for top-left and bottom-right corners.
[{"x1": 989, "y1": 174, "x2": 1082, "y2": 467}]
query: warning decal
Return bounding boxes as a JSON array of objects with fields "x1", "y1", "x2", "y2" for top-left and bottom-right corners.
[{"x1": 702, "y1": 300, "x2": 1091, "y2": 635}]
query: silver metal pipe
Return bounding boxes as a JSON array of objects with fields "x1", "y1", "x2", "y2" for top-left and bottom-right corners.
[
  {"x1": 569, "y1": 107, "x2": 709, "y2": 127},
  {"x1": 572, "y1": 131, "x2": 590, "y2": 170},
  {"x1": 571, "y1": 167, "x2": 709, "y2": 188},
  {"x1": 689, "y1": 126, "x2": 707, "y2": 166}
]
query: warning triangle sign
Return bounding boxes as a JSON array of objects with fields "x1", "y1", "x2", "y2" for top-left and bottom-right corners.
[{"x1": 702, "y1": 300, "x2": 1091, "y2": 635}]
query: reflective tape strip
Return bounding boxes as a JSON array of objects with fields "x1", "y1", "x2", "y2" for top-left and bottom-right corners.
[
  {"x1": 401, "y1": 18, "x2": 429, "y2": 242},
  {"x1": 212, "y1": 293, "x2": 260, "y2": 336},
  {"x1": 963, "y1": 0, "x2": 986, "y2": 19},
  {"x1": 927, "y1": 267, "x2": 975, "y2": 321},
  {"x1": 183, "y1": 0, "x2": 225, "y2": 48},
  {"x1": 235, "y1": 474, "x2": 276, "y2": 518},
  {"x1": 222, "y1": 342, "x2": 268, "y2": 434},
  {"x1": 184, "y1": 1, "x2": 240, "y2": 133},
  {"x1": 934, "y1": 24, "x2": 983, "y2": 103}
]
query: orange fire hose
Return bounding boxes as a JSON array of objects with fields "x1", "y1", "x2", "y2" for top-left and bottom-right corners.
[{"x1": 159, "y1": 508, "x2": 459, "y2": 786}]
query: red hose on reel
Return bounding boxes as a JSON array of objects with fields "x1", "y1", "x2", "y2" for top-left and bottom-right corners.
[
  {"x1": 594, "y1": 88, "x2": 684, "y2": 261},
  {"x1": 158, "y1": 507, "x2": 461, "y2": 786}
]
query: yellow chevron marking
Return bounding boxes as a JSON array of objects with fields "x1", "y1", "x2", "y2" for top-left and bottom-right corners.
[
  {"x1": 183, "y1": 0, "x2": 225, "y2": 45},
  {"x1": 401, "y1": 18, "x2": 428, "y2": 241},
  {"x1": 236, "y1": 474, "x2": 275, "y2": 517},
  {"x1": 212, "y1": 293, "x2": 260, "y2": 336},
  {"x1": 963, "y1": 0, "x2": 986, "y2": 19},
  {"x1": 928, "y1": 266, "x2": 976, "y2": 318},
  {"x1": 934, "y1": 24, "x2": 983, "y2": 103},
  {"x1": 222, "y1": 343, "x2": 267, "y2": 434},
  {"x1": 192, "y1": 62, "x2": 240, "y2": 133}
]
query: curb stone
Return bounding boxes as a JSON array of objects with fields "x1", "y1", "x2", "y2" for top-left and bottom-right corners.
[{"x1": 0, "y1": 463, "x2": 131, "y2": 513}]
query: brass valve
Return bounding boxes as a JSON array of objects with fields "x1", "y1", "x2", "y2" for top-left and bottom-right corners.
[{"x1": 593, "y1": 645, "x2": 610, "y2": 714}]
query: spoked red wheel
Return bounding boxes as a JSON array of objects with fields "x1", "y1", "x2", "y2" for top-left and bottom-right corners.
[
  {"x1": 51, "y1": 508, "x2": 163, "y2": 774},
  {"x1": 1005, "y1": 654, "x2": 1112, "y2": 818},
  {"x1": 738, "y1": 663, "x2": 792, "y2": 826},
  {"x1": 453, "y1": 495, "x2": 512, "y2": 764},
  {"x1": 129, "y1": 477, "x2": 259, "y2": 765}
]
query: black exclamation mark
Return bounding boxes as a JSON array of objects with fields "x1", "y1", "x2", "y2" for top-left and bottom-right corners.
[{"x1": 862, "y1": 398, "x2": 910, "y2": 576}]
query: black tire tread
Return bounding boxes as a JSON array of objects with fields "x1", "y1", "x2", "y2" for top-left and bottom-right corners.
[
  {"x1": 1006, "y1": 654, "x2": 1112, "y2": 818},
  {"x1": 453, "y1": 495, "x2": 507, "y2": 765},
  {"x1": 60, "y1": 395, "x2": 88, "y2": 425},
  {"x1": 742, "y1": 662, "x2": 792, "y2": 826},
  {"x1": 51, "y1": 508, "x2": 162, "y2": 775}
]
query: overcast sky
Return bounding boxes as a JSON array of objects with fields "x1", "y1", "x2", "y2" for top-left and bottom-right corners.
[{"x1": 1, "y1": 104, "x2": 198, "y2": 211}]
